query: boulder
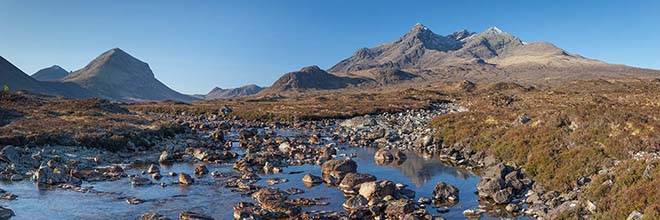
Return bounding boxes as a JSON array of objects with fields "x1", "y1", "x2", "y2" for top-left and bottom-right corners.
[
  {"x1": 138, "y1": 212, "x2": 171, "y2": 220},
  {"x1": 179, "y1": 211, "x2": 214, "y2": 220},
  {"x1": 433, "y1": 181, "x2": 459, "y2": 202},
  {"x1": 179, "y1": 173, "x2": 194, "y2": 185},
  {"x1": 147, "y1": 164, "x2": 160, "y2": 174},
  {"x1": 301, "y1": 174, "x2": 323, "y2": 185},
  {"x1": 493, "y1": 188, "x2": 513, "y2": 204},
  {"x1": 384, "y1": 199, "x2": 415, "y2": 216},
  {"x1": 358, "y1": 180, "x2": 396, "y2": 200},
  {"x1": 626, "y1": 210, "x2": 644, "y2": 220},
  {"x1": 339, "y1": 173, "x2": 376, "y2": 192},
  {"x1": 342, "y1": 195, "x2": 368, "y2": 210},
  {"x1": 0, "y1": 146, "x2": 20, "y2": 164},
  {"x1": 278, "y1": 142, "x2": 291, "y2": 154},
  {"x1": 194, "y1": 164, "x2": 209, "y2": 176},
  {"x1": 0, "y1": 207, "x2": 13, "y2": 220},
  {"x1": 159, "y1": 151, "x2": 173, "y2": 163},
  {"x1": 374, "y1": 150, "x2": 394, "y2": 162}
]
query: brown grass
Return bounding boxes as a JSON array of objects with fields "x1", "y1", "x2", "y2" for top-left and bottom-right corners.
[
  {"x1": 0, "y1": 92, "x2": 185, "y2": 151},
  {"x1": 129, "y1": 87, "x2": 450, "y2": 121},
  {"x1": 430, "y1": 79, "x2": 660, "y2": 218}
]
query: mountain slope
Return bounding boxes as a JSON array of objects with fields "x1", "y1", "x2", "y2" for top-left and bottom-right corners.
[
  {"x1": 32, "y1": 65, "x2": 69, "y2": 81},
  {"x1": 63, "y1": 48, "x2": 197, "y2": 102},
  {"x1": 0, "y1": 57, "x2": 95, "y2": 98},
  {"x1": 203, "y1": 84, "x2": 264, "y2": 99},
  {"x1": 261, "y1": 66, "x2": 366, "y2": 94},
  {"x1": 0, "y1": 56, "x2": 51, "y2": 93}
]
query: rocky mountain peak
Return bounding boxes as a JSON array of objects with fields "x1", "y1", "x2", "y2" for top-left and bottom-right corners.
[
  {"x1": 300, "y1": 65, "x2": 324, "y2": 73},
  {"x1": 32, "y1": 65, "x2": 70, "y2": 82}
]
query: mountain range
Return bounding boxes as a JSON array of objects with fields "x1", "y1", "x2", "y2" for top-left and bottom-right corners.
[
  {"x1": 196, "y1": 84, "x2": 264, "y2": 100},
  {"x1": 2, "y1": 23, "x2": 659, "y2": 101},
  {"x1": 1, "y1": 48, "x2": 197, "y2": 102},
  {"x1": 261, "y1": 23, "x2": 660, "y2": 94}
]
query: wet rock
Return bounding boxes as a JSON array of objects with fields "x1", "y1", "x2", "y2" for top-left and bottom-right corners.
[
  {"x1": 159, "y1": 151, "x2": 173, "y2": 163},
  {"x1": 433, "y1": 181, "x2": 459, "y2": 202},
  {"x1": 0, "y1": 207, "x2": 14, "y2": 220},
  {"x1": 138, "y1": 212, "x2": 171, "y2": 220},
  {"x1": 194, "y1": 164, "x2": 209, "y2": 176},
  {"x1": 463, "y1": 208, "x2": 483, "y2": 217},
  {"x1": 417, "y1": 197, "x2": 431, "y2": 204},
  {"x1": 179, "y1": 211, "x2": 214, "y2": 220},
  {"x1": 33, "y1": 161, "x2": 81, "y2": 186},
  {"x1": 384, "y1": 199, "x2": 415, "y2": 217},
  {"x1": 302, "y1": 174, "x2": 323, "y2": 185},
  {"x1": 232, "y1": 202, "x2": 263, "y2": 220},
  {"x1": 339, "y1": 173, "x2": 376, "y2": 193},
  {"x1": 266, "y1": 178, "x2": 288, "y2": 185},
  {"x1": 358, "y1": 180, "x2": 396, "y2": 200},
  {"x1": 252, "y1": 188, "x2": 301, "y2": 216},
  {"x1": 179, "y1": 173, "x2": 194, "y2": 185},
  {"x1": 374, "y1": 149, "x2": 394, "y2": 162},
  {"x1": 147, "y1": 164, "x2": 160, "y2": 174},
  {"x1": 321, "y1": 159, "x2": 357, "y2": 185},
  {"x1": 342, "y1": 195, "x2": 368, "y2": 210},
  {"x1": 131, "y1": 177, "x2": 152, "y2": 186},
  {"x1": 126, "y1": 198, "x2": 145, "y2": 205}
]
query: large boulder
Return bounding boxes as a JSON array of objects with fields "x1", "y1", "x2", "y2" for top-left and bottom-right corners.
[
  {"x1": 433, "y1": 181, "x2": 459, "y2": 202},
  {"x1": 321, "y1": 159, "x2": 357, "y2": 185},
  {"x1": 0, "y1": 206, "x2": 14, "y2": 220},
  {"x1": 179, "y1": 173, "x2": 194, "y2": 185},
  {"x1": 342, "y1": 195, "x2": 368, "y2": 210},
  {"x1": 339, "y1": 173, "x2": 376, "y2": 192},
  {"x1": 384, "y1": 199, "x2": 415, "y2": 217},
  {"x1": 252, "y1": 188, "x2": 301, "y2": 216},
  {"x1": 358, "y1": 180, "x2": 396, "y2": 200}
]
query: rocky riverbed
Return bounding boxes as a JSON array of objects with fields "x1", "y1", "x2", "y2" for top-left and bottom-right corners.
[{"x1": 0, "y1": 103, "x2": 553, "y2": 219}]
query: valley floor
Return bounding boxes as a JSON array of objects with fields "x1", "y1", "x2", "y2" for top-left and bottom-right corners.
[{"x1": 0, "y1": 78, "x2": 658, "y2": 219}]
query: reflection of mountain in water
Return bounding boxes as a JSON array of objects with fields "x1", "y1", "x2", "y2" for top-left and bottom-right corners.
[{"x1": 356, "y1": 148, "x2": 470, "y2": 185}]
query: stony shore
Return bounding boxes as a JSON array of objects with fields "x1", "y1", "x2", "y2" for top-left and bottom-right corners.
[{"x1": 0, "y1": 101, "x2": 636, "y2": 220}]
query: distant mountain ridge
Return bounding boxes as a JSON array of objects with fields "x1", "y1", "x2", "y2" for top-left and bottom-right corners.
[
  {"x1": 1, "y1": 48, "x2": 197, "y2": 102},
  {"x1": 202, "y1": 84, "x2": 264, "y2": 100},
  {"x1": 261, "y1": 23, "x2": 660, "y2": 94},
  {"x1": 32, "y1": 65, "x2": 70, "y2": 81}
]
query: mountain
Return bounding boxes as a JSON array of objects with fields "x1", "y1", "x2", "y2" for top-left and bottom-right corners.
[
  {"x1": 0, "y1": 57, "x2": 95, "y2": 98},
  {"x1": 261, "y1": 66, "x2": 366, "y2": 94},
  {"x1": 0, "y1": 56, "x2": 52, "y2": 93},
  {"x1": 203, "y1": 84, "x2": 264, "y2": 100},
  {"x1": 261, "y1": 23, "x2": 660, "y2": 95},
  {"x1": 62, "y1": 48, "x2": 197, "y2": 102},
  {"x1": 32, "y1": 65, "x2": 69, "y2": 81}
]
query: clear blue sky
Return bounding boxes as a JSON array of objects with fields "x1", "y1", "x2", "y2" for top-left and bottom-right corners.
[{"x1": 1, "y1": 0, "x2": 658, "y2": 94}]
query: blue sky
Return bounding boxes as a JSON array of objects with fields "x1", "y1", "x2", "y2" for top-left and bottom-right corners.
[{"x1": 1, "y1": 0, "x2": 658, "y2": 94}]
